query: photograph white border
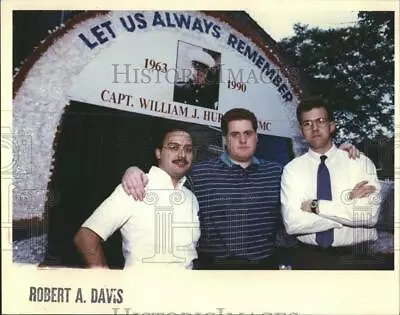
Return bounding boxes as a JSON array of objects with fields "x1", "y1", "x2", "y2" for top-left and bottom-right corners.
[{"x1": 2, "y1": 1, "x2": 399, "y2": 314}]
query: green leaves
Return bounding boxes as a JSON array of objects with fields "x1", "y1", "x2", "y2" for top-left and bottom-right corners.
[{"x1": 280, "y1": 11, "x2": 394, "y2": 143}]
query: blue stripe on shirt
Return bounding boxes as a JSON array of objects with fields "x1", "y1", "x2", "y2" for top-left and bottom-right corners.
[{"x1": 188, "y1": 156, "x2": 283, "y2": 260}]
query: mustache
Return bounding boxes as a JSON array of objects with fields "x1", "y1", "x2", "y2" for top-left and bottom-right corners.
[{"x1": 172, "y1": 158, "x2": 189, "y2": 164}]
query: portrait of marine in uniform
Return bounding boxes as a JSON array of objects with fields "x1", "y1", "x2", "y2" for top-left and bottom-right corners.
[{"x1": 173, "y1": 41, "x2": 221, "y2": 110}]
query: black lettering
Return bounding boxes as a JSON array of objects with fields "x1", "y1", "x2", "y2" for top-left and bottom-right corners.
[
  {"x1": 272, "y1": 74, "x2": 282, "y2": 87},
  {"x1": 203, "y1": 110, "x2": 211, "y2": 121},
  {"x1": 179, "y1": 106, "x2": 188, "y2": 117},
  {"x1": 278, "y1": 83, "x2": 288, "y2": 95},
  {"x1": 139, "y1": 97, "x2": 150, "y2": 109},
  {"x1": 203, "y1": 19, "x2": 214, "y2": 33},
  {"x1": 75, "y1": 288, "x2": 84, "y2": 303},
  {"x1": 191, "y1": 18, "x2": 204, "y2": 33},
  {"x1": 165, "y1": 12, "x2": 176, "y2": 27},
  {"x1": 211, "y1": 24, "x2": 221, "y2": 38},
  {"x1": 117, "y1": 93, "x2": 127, "y2": 105},
  {"x1": 258, "y1": 120, "x2": 272, "y2": 131},
  {"x1": 43, "y1": 287, "x2": 50, "y2": 302},
  {"x1": 110, "y1": 92, "x2": 117, "y2": 103},
  {"x1": 126, "y1": 95, "x2": 133, "y2": 107},
  {"x1": 101, "y1": 21, "x2": 116, "y2": 38},
  {"x1": 120, "y1": 15, "x2": 136, "y2": 32},
  {"x1": 78, "y1": 33, "x2": 98, "y2": 49},
  {"x1": 255, "y1": 55, "x2": 265, "y2": 69},
  {"x1": 244, "y1": 45, "x2": 257, "y2": 63},
  {"x1": 29, "y1": 287, "x2": 71, "y2": 303},
  {"x1": 51, "y1": 287, "x2": 57, "y2": 302},
  {"x1": 91, "y1": 25, "x2": 108, "y2": 44},
  {"x1": 91, "y1": 288, "x2": 98, "y2": 303},
  {"x1": 37, "y1": 287, "x2": 43, "y2": 301},
  {"x1": 116, "y1": 289, "x2": 124, "y2": 304},
  {"x1": 101, "y1": 89, "x2": 109, "y2": 101},
  {"x1": 57, "y1": 288, "x2": 64, "y2": 302},
  {"x1": 237, "y1": 39, "x2": 246, "y2": 54},
  {"x1": 98, "y1": 289, "x2": 106, "y2": 303},
  {"x1": 261, "y1": 61, "x2": 274, "y2": 79},
  {"x1": 64, "y1": 288, "x2": 71, "y2": 302},
  {"x1": 203, "y1": 111, "x2": 222, "y2": 123},
  {"x1": 283, "y1": 91, "x2": 293, "y2": 102},
  {"x1": 265, "y1": 68, "x2": 275, "y2": 80},
  {"x1": 135, "y1": 13, "x2": 147, "y2": 29},
  {"x1": 227, "y1": 33, "x2": 238, "y2": 48},
  {"x1": 29, "y1": 286, "x2": 37, "y2": 301},
  {"x1": 191, "y1": 108, "x2": 199, "y2": 119},
  {"x1": 152, "y1": 11, "x2": 166, "y2": 27},
  {"x1": 173, "y1": 13, "x2": 191, "y2": 29}
]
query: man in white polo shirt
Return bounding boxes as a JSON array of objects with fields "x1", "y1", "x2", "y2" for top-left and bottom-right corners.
[{"x1": 74, "y1": 125, "x2": 200, "y2": 269}]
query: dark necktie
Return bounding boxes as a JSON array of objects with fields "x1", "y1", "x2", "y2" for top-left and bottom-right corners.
[{"x1": 316, "y1": 155, "x2": 334, "y2": 247}]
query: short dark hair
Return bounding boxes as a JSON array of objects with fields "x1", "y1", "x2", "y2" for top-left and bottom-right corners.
[
  {"x1": 296, "y1": 96, "x2": 334, "y2": 123},
  {"x1": 221, "y1": 108, "x2": 258, "y2": 136},
  {"x1": 154, "y1": 122, "x2": 191, "y2": 149}
]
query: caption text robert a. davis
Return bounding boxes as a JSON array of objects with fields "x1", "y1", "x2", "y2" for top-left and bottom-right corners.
[{"x1": 28, "y1": 286, "x2": 124, "y2": 304}]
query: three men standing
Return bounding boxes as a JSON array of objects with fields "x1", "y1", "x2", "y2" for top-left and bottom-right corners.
[{"x1": 86, "y1": 103, "x2": 375, "y2": 270}]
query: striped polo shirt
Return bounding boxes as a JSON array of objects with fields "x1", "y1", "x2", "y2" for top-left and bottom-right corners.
[{"x1": 188, "y1": 152, "x2": 283, "y2": 261}]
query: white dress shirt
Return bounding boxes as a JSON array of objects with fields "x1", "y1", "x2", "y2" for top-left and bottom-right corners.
[
  {"x1": 82, "y1": 166, "x2": 200, "y2": 269},
  {"x1": 281, "y1": 145, "x2": 381, "y2": 247}
]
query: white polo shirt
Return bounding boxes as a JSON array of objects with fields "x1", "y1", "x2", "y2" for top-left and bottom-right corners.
[{"x1": 82, "y1": 166, "x2": 200, "y2": 269}]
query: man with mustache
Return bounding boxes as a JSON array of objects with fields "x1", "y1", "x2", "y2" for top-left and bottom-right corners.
[
  {"x1": 280, "y1": 96, "x2": 380, "y2": 269},
  {"x1": 121, "y1": 108, "x2": 360, "y2": 269},
  {"x1": 74, "y1": 125, "x2": 200, "y2": 269}
]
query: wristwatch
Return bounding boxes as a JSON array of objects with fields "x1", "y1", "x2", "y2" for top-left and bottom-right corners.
[{"x1": 310, "y1": 199, "x2": 319, "y2": 214}]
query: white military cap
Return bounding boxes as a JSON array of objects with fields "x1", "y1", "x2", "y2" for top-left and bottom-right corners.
[{"x1": 187, "y1": 49, "x2": 215, "y2": 68}]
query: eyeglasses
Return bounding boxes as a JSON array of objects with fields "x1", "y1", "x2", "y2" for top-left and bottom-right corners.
[
  {"x1": 162, "y1": 143, "x2": 193, "y2": 154},
  {"x1": 301, "y1": 117, "x2": 330, "y2": 129}
]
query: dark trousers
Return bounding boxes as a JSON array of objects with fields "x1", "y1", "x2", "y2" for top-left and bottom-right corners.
[
  {"x1": 195, "y1": 252, "x2": 277, "y2": 270},
  {"x1": 291, "y1": 243, "x2": 393, "y2": 270}
]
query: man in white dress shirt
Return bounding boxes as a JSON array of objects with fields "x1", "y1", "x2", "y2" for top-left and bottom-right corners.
[
  {"x1": 74, "y1": 125, "x2": 200, "y2": 269},
  {"x1": 280, "y1": 96, "x2": 381, "y2": 269}
]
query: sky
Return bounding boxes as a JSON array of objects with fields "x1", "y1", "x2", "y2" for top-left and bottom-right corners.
[{"x1": 248, "y1": 10, "x2": 359, "y2": 41}]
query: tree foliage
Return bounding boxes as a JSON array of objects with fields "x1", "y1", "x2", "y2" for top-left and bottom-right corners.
[{"x1": 279, "y1": 11, "x2": 394, "y2": 143}]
